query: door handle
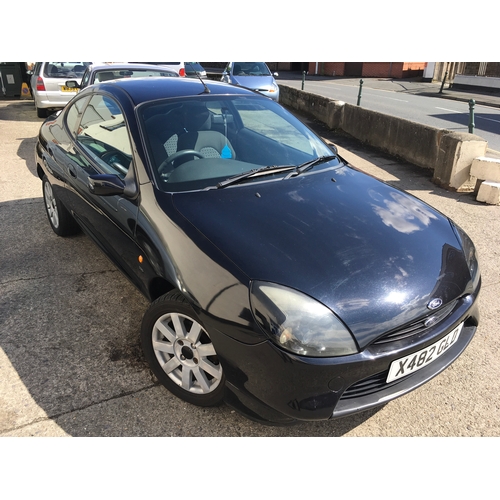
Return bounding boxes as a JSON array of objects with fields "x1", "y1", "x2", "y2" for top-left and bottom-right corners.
[{"x1": 68, "y1": 164, "x2": 77, "y2": 178}]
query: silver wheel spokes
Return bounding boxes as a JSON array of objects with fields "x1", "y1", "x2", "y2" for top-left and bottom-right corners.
[
  {"x1": 152, "y1": 312, "x2": 223, "y2": 394},
  {"x1": 44, "y1": 182, "x2": 59, "y2": 228}
]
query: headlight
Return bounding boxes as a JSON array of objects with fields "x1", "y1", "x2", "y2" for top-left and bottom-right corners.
[
  {"x1": 451, "y1": 222, "x2": 481, "y2": 291},
  {"x1": 250, "y1": 281, "x2": 358, "y2": 357}
]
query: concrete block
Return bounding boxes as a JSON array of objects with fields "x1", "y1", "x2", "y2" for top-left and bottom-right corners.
[
  {"x1": 470, "y1": 156, "x2": 500, "y2": 182},
  {"x1": 477, "y1": 181, "x2": 500, "y2": 205},
  {"x1": 433, "y1": 132, "x2": 487, "y2": 191}
]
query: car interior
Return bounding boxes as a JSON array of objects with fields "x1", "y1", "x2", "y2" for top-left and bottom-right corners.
[
  {"x1": 141, "y1": 97, "x2": 322, "y2": 191},
  {"x1": 43, "y1": 62, "x2": 89, "y2": 78}
]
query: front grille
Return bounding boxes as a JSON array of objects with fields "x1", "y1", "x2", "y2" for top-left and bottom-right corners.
[
  {"x1": 340, "y1": 370, "x2": 398, "y2": 400},
  {"x1": 372, "y1": 300, "x2": 457, "y2": 345}
]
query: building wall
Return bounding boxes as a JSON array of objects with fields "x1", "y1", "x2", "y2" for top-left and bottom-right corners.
[
  {"x1": 362, "y1": 63, "x2": 403, "y2": 78},
  {"x1": 308, "y1": 62, "x2": 426, "y2": 78},
  {"x1": 307, "y1": 62, "x2": 345, "y2": 76}
]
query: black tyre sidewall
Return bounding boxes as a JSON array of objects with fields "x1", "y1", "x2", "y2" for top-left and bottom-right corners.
[{"x1": 141, "y1": 291, "x2": 226, "y2": 407}]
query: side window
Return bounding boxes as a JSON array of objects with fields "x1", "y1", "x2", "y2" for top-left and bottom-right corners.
[
  {"x1": 76, "y1": 94, "x2": 132, "y2": 179},
  {"x1": 65, "y1": 95, "x2": 91, "y2": 137},
  {"x1": 80, "y1": 69, "x2": 90, "y2": 88}
]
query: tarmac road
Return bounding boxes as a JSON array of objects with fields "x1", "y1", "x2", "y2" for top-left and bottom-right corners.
[{"x1": 1, "y1": 99, "x2": 499, "y2": 438}]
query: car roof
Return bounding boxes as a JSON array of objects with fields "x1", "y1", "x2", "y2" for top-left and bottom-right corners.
[{"x1": 90, "y1": 77, "x2": 257, "y2": 104}]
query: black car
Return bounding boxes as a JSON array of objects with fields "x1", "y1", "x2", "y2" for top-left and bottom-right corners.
[{"x1": 35, "y1": 77, "x2": 480, "y2": 424}]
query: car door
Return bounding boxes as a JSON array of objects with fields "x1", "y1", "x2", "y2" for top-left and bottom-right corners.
[{"x1": 62, "y1": 92, "x2": 149, "y2": 293}]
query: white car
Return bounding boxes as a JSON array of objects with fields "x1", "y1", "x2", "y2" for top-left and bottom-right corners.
[{"x1": 31, "y1": 62, "x2": 91, "y2": 118}]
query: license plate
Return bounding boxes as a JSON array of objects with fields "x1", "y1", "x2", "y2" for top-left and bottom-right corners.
[
  {"x1": 387, "y1": 323, "x2": 464, "y2": 383},
  {"x1": 61, "y1": 86, "x2": 75, "y2": 92}
]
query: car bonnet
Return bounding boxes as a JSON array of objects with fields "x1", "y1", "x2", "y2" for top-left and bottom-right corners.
[
  {"x1": 171, "y1": 166, "x2": 471, "y2": 347},
  {"x1": 232, "y1": 75, "x2": 276, "y2": 90}
]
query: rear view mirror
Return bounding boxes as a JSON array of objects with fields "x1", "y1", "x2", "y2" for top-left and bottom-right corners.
[{"x1": 212, "y1": 114, "x2": 234, "y2": 125}]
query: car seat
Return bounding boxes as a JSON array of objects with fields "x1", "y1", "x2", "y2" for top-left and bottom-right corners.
[
  {"x1": 145, "y1": 104, "x2": 236, "y2": 174},
  {"x1": 46, "y1": 64, "x2": 58, "y2": 76},
  {"x1": 72, "y1": 64, "x2": 86, "y2": 75},
  {"x1": 97, "y1": 71, "x2": 116, "y2": 82},
  {"x1": 176, "y1": 103, "x2": 235, "y2": 160}
]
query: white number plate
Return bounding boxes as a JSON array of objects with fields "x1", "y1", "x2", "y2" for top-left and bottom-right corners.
[{"x1": 387, "y1": 323, "x2": 464, "y2": 383}]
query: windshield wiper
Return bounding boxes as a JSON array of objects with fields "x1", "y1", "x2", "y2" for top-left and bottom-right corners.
[
  {"x1": 216, "y1": 164, "x2": 295, "y2": 189},
  {"x1": 284, "y1": 155, "x2": 338, "y2": 179}
]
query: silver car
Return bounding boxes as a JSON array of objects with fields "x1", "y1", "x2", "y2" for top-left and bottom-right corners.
[
  {"x1": 66, "y1": 63, "x2": 179, "y2": 91},
  {"x1": 221, "y1": 62, "x2": 279, "y2": 101},
  {"x1": 31, "y1": 62, "x2": 91, "y2": 118}
]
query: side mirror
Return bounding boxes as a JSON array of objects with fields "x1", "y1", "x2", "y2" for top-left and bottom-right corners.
[
  {"x1": 65, "y1": 80, "x2": 81, "y2": 89},
  {"x1": 88, "y1": 172, "x2": 139, "y2": 198},
  {"x1": 88, "y1": 174, "x2": 125, "y2": 196},
  {"x1": 273, "y1": 72, "x2": 279, "y2": 77},
  {"x1": 327, "y1": 142, "x2": 338, "y2": 155}
]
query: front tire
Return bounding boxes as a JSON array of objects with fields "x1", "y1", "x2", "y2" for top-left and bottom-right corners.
[
  {"x1": 141, "y1": 290, "x2": 225, "y2": 407},
  {"x1": 42, "y1": 176, "x2": 80, "y2": 236}
]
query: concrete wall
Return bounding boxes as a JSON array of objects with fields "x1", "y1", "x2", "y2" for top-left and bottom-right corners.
[
  {"x1": 279, "y1": 84, "x2": 488, "y2": 191},
  {"x1": 453, "y1": 75, "x2": 500, "y2": 91}
]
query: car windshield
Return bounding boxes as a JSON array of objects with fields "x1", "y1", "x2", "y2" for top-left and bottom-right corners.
[
  {"x1": 140, "y1": 95, "x2": 336, "y2": 193},
  {"x1": 232, "y1": 63, "x2": 271, "y2": 77},
  {"x1": 43, "y1": 62, "x2": 91, "y2": 78}
]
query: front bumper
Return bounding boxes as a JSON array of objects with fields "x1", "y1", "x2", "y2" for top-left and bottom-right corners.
[{"x1": 206, "y1": 293, "x2": 479, "y2": 425}]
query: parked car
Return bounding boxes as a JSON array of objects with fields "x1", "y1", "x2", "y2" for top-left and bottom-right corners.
[
  {"x1": 221, "y1": 62, "x2": 280, "y2": 101},
  {"x1": 30, "y1": 62, "x2": 91, "y2": 117},
  {"x1": 129, "y1": 62, "x2": 185, "y2": 77},
  {"x1": 35, "y1": 77, "x2": 480, "y2": 424},
  {"x1": 184, "y1": 62, "x2": 207, "y2": 78},
  {"x1": 65, "y1": 63, "x2": 179, "y2": 91}
]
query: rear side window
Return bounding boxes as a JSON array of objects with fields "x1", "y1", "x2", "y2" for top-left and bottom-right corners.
[{"x1": 43, "y1": 62, "x2": 91, "y2": 78}]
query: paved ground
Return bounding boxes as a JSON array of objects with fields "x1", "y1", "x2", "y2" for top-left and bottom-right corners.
[{"x1": 0, "y1": 98, "x2": 499, "y2": 439}]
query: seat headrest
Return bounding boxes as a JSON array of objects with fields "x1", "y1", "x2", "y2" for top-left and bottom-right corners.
[{"x1": 182, "y1": 103, "x2": 211, "y2": 131}]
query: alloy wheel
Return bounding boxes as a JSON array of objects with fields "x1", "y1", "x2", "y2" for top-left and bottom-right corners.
[
  {"x1": 44, "y1": 181, "x2": 59, "y2": 229},
  {"x1": 152, "y1": 312, "x2": 223, "y2": 395}
]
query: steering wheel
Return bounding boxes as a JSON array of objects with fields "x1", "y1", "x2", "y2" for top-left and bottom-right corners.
[{"x1": 158, "y1": 149, "x2": 204, "y2": 174}]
